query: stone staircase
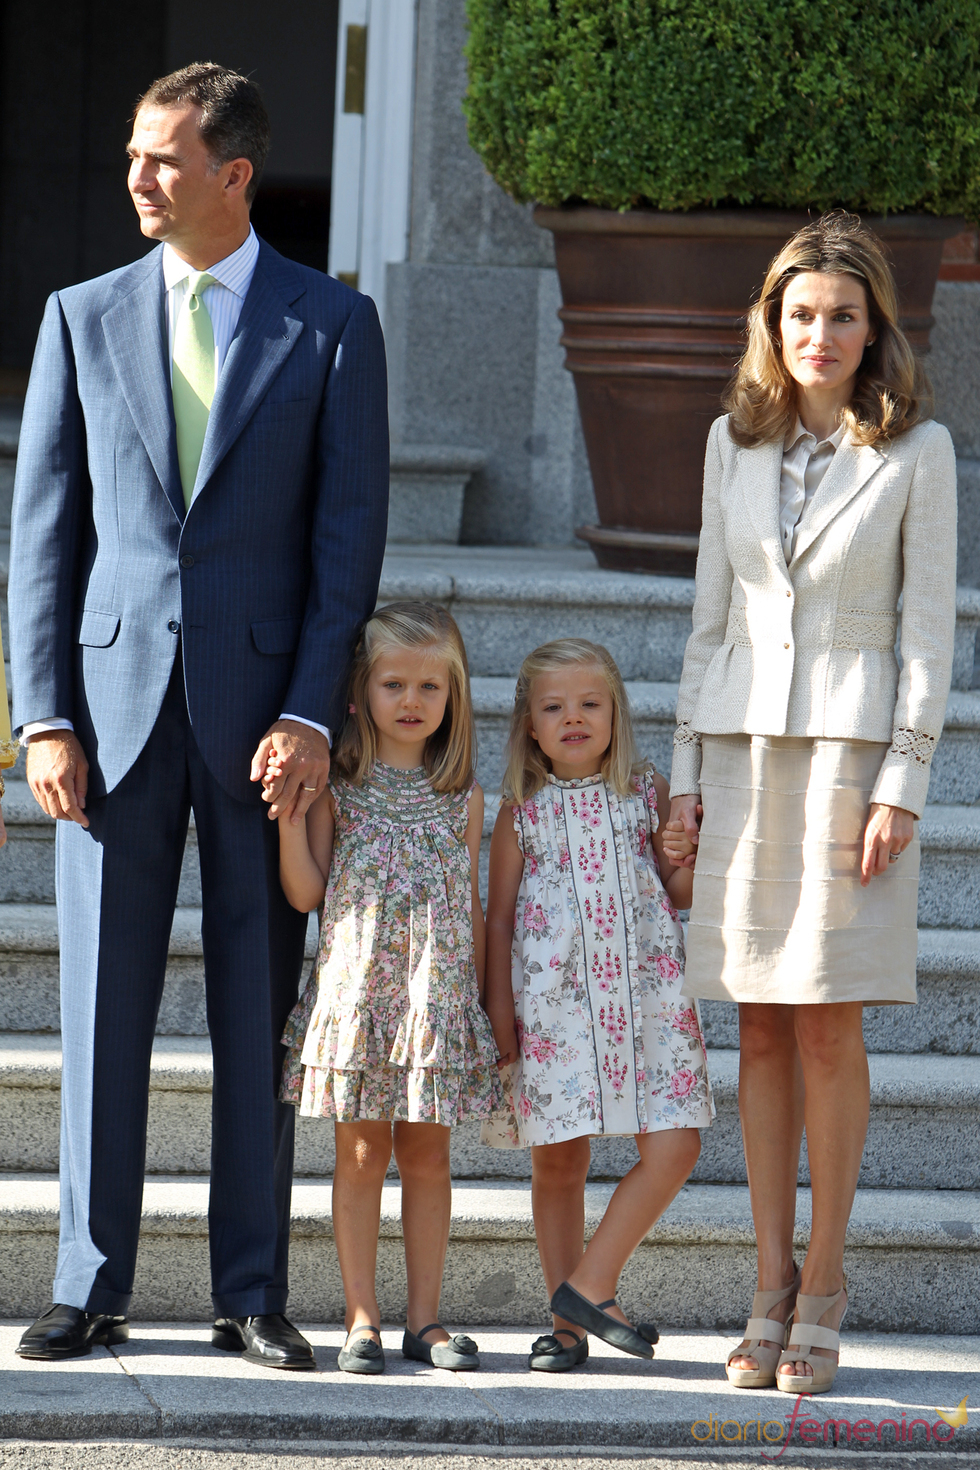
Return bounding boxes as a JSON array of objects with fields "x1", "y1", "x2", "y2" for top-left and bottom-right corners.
[{"x1": 0, "y1": 410, "x2": 979, "y2": 1333}]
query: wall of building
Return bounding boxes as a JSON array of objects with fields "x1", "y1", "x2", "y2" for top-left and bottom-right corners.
[
  {"x1": 0, "y1": 0, "x2": 338, "y2": 375},
  {"x1": 384, "y1": 0, "x2": 597, "y2": 547}
]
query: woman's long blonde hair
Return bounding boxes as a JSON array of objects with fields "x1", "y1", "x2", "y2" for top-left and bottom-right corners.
[
  {"x1": 724, "y1": 210, "x2": 931, "y2": 448},
  {"x1": 502, "y1": 639, "x2": 644, "y2": 804},
  {"x1": 332, "y1": 601, "x2": 475, "y2": 793}
]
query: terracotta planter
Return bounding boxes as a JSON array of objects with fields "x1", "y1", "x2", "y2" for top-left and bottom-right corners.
[{"x1": 535, "y1": 207, "x2": 965, "y2": 576}]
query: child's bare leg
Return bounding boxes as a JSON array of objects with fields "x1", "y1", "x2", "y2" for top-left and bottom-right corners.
[
  {"x1": 393, "y1": 1120, "x2": 452, "y2": 1345},
  {"x1": 568, "y1": 1128, "x2": 701, "y2": 1327},
  {"x1": 333, "y1": 1120, "x2": 393, "y2": 1342},
  {"x1": 531, "y1": 1137, "x2": 591, "y2": 1336}
]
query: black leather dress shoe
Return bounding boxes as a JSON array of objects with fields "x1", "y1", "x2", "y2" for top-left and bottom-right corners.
[
  {"x1": 212, "y1": 1314, "x2": 315, "y2": 1370},
  {"x1": 16, "y1": 1304, "x2": 129, "y2": 1360}
]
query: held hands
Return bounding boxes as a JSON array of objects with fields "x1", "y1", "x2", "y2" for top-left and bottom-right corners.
[
  {"x1": 26, "y1": 732, "x2": 90, "y2": 828},
  {"x1": 250, "y1": 720, "x2": 330, "y2": 825},
  {"x1": 861, "y1": 802, "x2": 915, "y2": 886},
  {"x1": 485, "y1": 1002, "x2": 519, "y2": 1069},
  {"x1": 664, "y1": 795, "x2": 702, "y2": 869}
]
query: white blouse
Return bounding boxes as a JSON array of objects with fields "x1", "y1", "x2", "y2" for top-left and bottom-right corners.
[{"x1": 779, "y1": 419, "x2": 846, "y2": 563}]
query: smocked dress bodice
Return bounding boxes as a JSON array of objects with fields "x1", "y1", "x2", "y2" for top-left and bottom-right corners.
[{"x1": 281, "y1": 763, "x2": 501, "y2": 1123}]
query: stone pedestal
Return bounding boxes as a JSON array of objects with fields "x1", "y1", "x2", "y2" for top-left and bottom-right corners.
[{"x1": 387, "y1": 444, "x2": 485, "y2": 544}]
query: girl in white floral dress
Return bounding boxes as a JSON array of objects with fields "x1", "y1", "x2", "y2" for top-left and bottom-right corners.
[
  {"x1": 485, "y1": 639, "x2": 713, "y2": 1372},
  {"x1": 270, "y1": 602, "x2": 501, "y2": 1377}
]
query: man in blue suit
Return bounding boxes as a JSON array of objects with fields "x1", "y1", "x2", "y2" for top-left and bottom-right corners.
[{"x1": 9, "y1": 64, "x2": 388, "y2": 1364}]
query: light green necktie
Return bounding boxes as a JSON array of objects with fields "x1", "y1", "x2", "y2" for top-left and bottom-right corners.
[{"x1": 172, "y1": 271, "x2": 217, "y2": 509}]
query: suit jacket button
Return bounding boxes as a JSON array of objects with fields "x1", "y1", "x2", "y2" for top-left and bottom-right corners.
[
  {"x1": 168, "y1": 620, "x2": 180, "y2": 634},
  {"x1": 180, "y1": 554, "x2": 195, "y2": 568}
]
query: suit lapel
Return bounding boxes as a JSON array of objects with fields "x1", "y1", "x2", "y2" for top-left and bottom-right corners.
[
  {"x1": 737, "y1": 439, "x2": 788, "y2": 577},
  {"x1": 792, "y1": 437, "x2": 884, "y2": 562},
  {"x1": 101, "y1": 249, "x2": 184, "y2": 522},
  {"x1": 192, "y1": 248, "x2": 306, "y2": 498}
]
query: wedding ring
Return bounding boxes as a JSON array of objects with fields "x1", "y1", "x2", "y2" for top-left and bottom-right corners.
[
  {"x1": 888, "y1": 851, "x2": 901, "y2": 863},
  {"x1": 303, "y1": 785, "x2": 317, "y2": 792}
]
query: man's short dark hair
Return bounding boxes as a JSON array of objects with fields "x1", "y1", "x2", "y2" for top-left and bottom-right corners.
[{"x1": 136, "y1": 63, "x2": 270, "y2": 204}]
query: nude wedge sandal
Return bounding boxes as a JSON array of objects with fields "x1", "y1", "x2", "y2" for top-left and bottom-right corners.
[
  {"x1": 726, "y1": 1266, "x2": 801, "y2": 1389},
  {"x1": 776, "y1": 1279, "x2": 848, "y2": 1395}
]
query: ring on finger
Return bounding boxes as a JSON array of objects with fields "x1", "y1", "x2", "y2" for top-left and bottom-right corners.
[
  {"x1": 302, "y1": 785, "x2": 317, "y2": 792},
  {"x1": 888, "y1": 851, "x2": 902, "y2": 863}
]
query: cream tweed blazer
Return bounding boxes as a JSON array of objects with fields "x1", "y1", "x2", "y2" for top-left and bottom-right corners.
[{"x1": 670, "y1": 414, "x2": 957, "y2": 818}]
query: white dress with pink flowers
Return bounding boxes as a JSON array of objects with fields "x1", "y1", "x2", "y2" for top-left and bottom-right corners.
[{"x1": 490, "y1": 769, "x2": 714, "y2": 1148}]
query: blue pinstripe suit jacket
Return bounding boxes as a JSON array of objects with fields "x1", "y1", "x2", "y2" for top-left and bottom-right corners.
[{"x1": 8, "y1": 239, "x2": 389, "y2": 802}]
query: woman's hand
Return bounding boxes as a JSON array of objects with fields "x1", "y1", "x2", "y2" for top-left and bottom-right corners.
[
  {"x1": 861, "y1": 802, "x2": 915, "y2": 886},
  {"x1": 666, "y1": 795, "x2": 702, "y2": 869}
]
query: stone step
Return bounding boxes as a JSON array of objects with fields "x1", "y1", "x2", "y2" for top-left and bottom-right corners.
[
  {"x1": 0, "y1": 1036, "x2": 972, "y2": 1191},
  {"x1": 0, "y1": 904, "x2": 316, "y2": 1036},
  {"x1": 381, "y1": 544, "x2": 980, "y2": 692},
  {"x1": 5, "y1": 723, "x2": 980, "y2": 908},
  {"x1": 0, "y1": 778, "x2": 203, "y2": 906},
  {"x1": 1, "y1": 1321, "x2": 976, "y2": 1454},
  {"x1": 701, "y1": 927, "x2": 980, "y2": 1056},
  {"x1": 0, "y1": 1172, "x2": 977, "y2": 1331},
  {"x1": 473, "y1": 678, "x2": 980, "y2": 808},
  {"x1": 0, "y1": 901, "x2": 978, "y2": 1051}
]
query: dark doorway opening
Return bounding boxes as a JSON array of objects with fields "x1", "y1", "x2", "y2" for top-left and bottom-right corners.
[{"x1": 0, "y1": 0, "x2": 340, "y2": 376}]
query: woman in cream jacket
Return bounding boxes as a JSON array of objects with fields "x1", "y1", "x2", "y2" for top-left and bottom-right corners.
[{"x1": 664, "y1": 213, "x2": 956, "y2": 1395}]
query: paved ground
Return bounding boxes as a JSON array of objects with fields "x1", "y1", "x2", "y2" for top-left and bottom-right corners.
[{"x1": 1, "y1": 1323, "x2": 978, "y2": 1462}]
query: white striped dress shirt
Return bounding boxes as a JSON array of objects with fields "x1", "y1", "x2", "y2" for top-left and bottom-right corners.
[
  {"x1": 162, "y1": 225, "x2": 260, "y2": 399},
  {"x1": 779, "y1": 418, "x2": 846, "y2": 563}
]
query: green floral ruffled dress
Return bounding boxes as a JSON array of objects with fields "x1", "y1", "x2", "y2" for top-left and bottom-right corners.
[{"x1": 280, "y1": 763, "x2": 502, "y2": 1124}]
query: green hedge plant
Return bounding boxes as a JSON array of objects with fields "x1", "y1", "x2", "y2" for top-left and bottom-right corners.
[{"x1": 464, "y1": 0, "x2": 980, "y2": 219}]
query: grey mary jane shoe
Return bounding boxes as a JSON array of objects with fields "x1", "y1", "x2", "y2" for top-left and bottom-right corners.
[
  {"x1": 550, "y1": 1283, "x2": 658, "y2": 1360},
  {"x1": 528, "y1": 1328, "x2": 589, "y2": 1372},
  {"x1": 337, "y1": 1324, "x2": 385, "y2": 1375},
  {"x1": 402, "y1": 1322, "x2": 480, "y2": 1371}
]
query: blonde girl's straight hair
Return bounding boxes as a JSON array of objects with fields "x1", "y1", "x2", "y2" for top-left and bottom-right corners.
[
  {"x1": 502, "y1": 639, "x2": 644, "y2": 804},
  {"x1": 724, "y1": 210, "x2": 931, "y2": 448},
  {"x1": 332, "y1": 601, "x2": 475, "y2": 793}
]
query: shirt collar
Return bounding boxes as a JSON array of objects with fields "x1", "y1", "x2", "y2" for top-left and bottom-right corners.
[
  {"x1": 162, "y1": 224, "x2": 260, "y2": 295},
  {"x1": 784, "y1": 416, "x2": 847, "y2": 454}
]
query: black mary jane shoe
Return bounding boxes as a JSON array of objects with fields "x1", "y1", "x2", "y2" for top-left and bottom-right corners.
[
  {"x1": 402, "y1": 1322, "x2": 480, "y2": 1371},
  {"x1": 337, "y1": 1324, "x2": 385, "y2": 1375},
  {"x1": 212, "y1": 1313, "x2": 316, "y2": 1370},
  {"x1": 528, "y1": 1328, "x2": 589, "y2": 1372},
  {"x1": 550, "y1": 1283, "x2": 658, "y2": 1360},
  {"x1": 16, "y1": 1304, "x2": 129, "y2": 1361}
]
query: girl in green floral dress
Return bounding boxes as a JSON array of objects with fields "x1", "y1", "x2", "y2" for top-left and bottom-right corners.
[{"x1": 270, "y1": 602, "x2": 501, "y2": 1377}]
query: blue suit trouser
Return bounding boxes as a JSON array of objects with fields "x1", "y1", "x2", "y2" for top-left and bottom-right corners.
[{"x1": 53, "y1": 653, "x2": 308, "y2": 1316}]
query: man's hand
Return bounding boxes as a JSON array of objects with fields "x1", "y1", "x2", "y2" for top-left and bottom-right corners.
[
  {"x1": 250, "y1": 720, "x2": 330, "y2": 824},
  {"x1": 26, "y1": 732, "x2": 90, "y2": 828},
  {"x1": 667, "y1": 794, "x2": 702, "y2": 869}
]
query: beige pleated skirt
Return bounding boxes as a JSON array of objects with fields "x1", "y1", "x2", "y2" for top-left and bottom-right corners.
[{"x1": 684, "y1": 735, "x2": 919, "y2": 1006}]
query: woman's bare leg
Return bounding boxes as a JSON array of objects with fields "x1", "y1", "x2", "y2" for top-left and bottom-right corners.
[
  {"x1": 393, "y1": 1121, "x2": 453, "y2": 1345},
  {"x1": 333, "y1": 1120, "x2": 393, "y2": 1343},
  {"x1": 567, "y1": 1128, "x2": 702, "y2": 1328},
  {"x1": 778, "y1": 1001, "x2": 868, "y2": 1380},
  {"x1": 728, "y1": 1003, "x2": 804, "y2": 1372},
  {"x1": 531, "y1": 1137, "x2": 591, "y2": 1337}
]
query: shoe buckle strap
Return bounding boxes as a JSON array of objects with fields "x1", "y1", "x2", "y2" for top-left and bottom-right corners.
[
  {"x1": 787, "y1": 1323, "x2": 840, "y2": 1351},
  {"x1": 745, "y1": 1317, "x2": 788, "y2": 1340}
]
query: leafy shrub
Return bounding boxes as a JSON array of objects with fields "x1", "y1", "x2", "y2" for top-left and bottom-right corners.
[{"x1": 464, "y1": 0, "x2": 980, "y2": 219}]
